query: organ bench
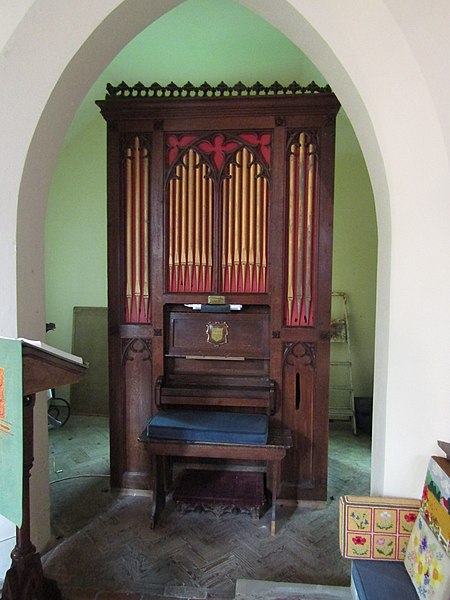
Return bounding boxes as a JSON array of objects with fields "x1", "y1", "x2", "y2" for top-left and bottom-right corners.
[{"x1": 139, "y1": 421, "x2": 292, "y2": 535}]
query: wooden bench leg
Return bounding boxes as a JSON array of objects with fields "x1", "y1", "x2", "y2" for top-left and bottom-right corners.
[
  {"x1": 269, "y1": 460, "x2": 281, "y2": 536},
  {"x1": 150, "y1": 455, "x2": 166, "y2": 529}
]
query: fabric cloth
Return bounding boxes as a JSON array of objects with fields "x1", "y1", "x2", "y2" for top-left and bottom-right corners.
[
  {"x1": 339, "y1": 495, "x2": 420, "y2": 561},
  {"x1": 404, "y1": 513, "x2": 450, "y2": 599},
  {"x1": 352, "y1": 560, "x2": 417, "y2": 600}
]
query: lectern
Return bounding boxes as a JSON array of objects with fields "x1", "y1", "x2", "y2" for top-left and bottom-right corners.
[{"x1": 1, "y1": 340, "x2": 87, "y2": 600}]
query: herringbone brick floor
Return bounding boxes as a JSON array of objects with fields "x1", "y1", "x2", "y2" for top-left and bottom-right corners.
[{"x1": 43, "y1": 416, "x2": 370, "y2": 599}]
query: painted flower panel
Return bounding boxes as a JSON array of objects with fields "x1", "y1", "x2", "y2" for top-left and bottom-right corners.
[
  {"x1": 374, "y1": 507, "x2": 396, "y2": 532},
  {"x1": 373, "y1": 534, "x2": 395, "y2": 559},
  {"x1": 401, "y1": 509, "x2": 419, "y2": 534},
  {"x1": 347, "y1": 532, "x2": 370, "y2": 557},
  {"x1": 348, "y1": 508, "x2": 371, "y2": 532},
  {"x1": 404, "y1": 514, "x2": 450, "y2": 599}
]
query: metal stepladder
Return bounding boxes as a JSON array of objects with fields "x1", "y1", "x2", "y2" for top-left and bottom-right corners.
[{"x1": 329, "y1": 292, "x2": 357, "y2": 434}]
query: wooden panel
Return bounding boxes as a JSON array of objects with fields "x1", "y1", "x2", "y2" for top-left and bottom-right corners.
[
  {"x1": 71, "y1": 307, "x2": 109, "y2": 416},
  {"x1": 281, "y1": 342, "x2": 317, "y2": 498},
  {"x1": 166, "y1": 357, "x2": 269, "y2": 380},
  {"x1": 167, "y1": 306, "x2": 270, "y2": 359},
  {"x1": 122, "y1": 337, "x2": 153, "y2": 489}
]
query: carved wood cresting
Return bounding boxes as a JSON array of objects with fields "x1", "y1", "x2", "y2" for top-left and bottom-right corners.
[{"x1": 104, "y1": 80, "x2": 332, "y2": 99}]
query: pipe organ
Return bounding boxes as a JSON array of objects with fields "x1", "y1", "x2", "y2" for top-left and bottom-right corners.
[{"x1": 97, "y1": 81, "x2": 340, "y2": 502}]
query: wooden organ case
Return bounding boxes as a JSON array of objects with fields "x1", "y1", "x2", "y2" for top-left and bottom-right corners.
[{"x1": 97, "y1": 81, "x2": 340, "y2": 502}]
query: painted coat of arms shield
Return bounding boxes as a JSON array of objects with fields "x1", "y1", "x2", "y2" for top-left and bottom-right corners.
[{"x1": 206, "y1": 321, "x2": 229, "y2": 347}]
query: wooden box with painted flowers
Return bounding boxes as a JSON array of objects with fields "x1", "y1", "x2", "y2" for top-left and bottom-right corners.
[{"x1": 339, "y1": 495, "x2": 420, "y2": 561}]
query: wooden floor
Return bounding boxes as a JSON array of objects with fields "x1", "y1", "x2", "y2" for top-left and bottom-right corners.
[{"x1": 42, "y1": 416, "x2": 371, "y2": 599}]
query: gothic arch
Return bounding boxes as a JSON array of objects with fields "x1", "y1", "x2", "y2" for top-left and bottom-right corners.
[{"x1": 2, "y1": 1, "x2": 449, "y2": 555}]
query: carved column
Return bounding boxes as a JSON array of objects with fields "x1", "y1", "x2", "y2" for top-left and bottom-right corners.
[
  {"x1": 121, "y1": 338, "x2": 152, "y2": 489},
  {"x1": 282, "y1": 341, "x2": 321, "y2": 499}
]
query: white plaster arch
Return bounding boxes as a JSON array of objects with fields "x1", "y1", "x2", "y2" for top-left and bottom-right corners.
[{"x1": 2, "y1": 0, "x2": 450, "y2": 563}]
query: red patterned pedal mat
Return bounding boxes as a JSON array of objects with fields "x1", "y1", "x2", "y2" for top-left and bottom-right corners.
[{"x1": 173, "y1": 469, "x2": 267, "y2": 518}]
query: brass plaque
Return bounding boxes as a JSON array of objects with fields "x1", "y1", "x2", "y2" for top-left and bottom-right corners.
[
  {"x1": 206, "y1": 321, "x2": 229, "y2": 346},
  {"x1": 207, "y1": 295, "x2": 226, "y2": 305}
]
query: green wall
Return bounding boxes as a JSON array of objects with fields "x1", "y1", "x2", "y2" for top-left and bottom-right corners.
[
  {"x1": 45, "y1": 118, "x2": 107, "y2": 348},
  {"x1": 333, "y1": 113, "x2": 377, "y2": 396},
  {"x1": 45, "y1": 0, "x2": 376, "y2": 398}
]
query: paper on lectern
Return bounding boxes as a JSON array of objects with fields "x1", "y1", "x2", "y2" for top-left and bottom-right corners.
[{"x1": 18, "y1": 338, "x2": 84, "y2": 365}]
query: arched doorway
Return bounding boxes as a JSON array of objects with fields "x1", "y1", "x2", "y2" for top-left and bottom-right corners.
[
  {"x1": 44, "y1": 0, "x2": 376, "y2": 512},
  {"x1": 3, "y1": 0, "x2": 449, "y2": 570}
]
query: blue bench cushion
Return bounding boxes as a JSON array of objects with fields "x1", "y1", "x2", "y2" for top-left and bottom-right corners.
[
  {"x1": 146, "y1": 409, "x2": 268, "y2": 445},
  {"x1": 352, "y1": 560, "x2": 417, "y2": 600}
]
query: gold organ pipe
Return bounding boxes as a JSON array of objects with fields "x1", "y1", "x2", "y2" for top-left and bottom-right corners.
[
  {"x1": 168, "y1": 177, "x2": 177, "y2": 290},
  {"x1": 227, "y1": 165, "x2": 234, "y2": 291},
  {"x1": 180, "y1": 157, "x2": 188, "y2": 288},
  {"x1": 133, "y1": 137, "x2": 141, "y2": 319},
  {"x1": 241, "y1": 148, "x2": 249, "y2": 290},
  {"x1": 125, "y1": 147, "x2": 133, "y2": 320},
  {"x1": 234, "y1": 151, "x2": 242, "y2": 290},
  {"x1": 287, "y1": 144, "x2": 296, "y2": 325},
  {"x1": 168, "y1": 176, "x2": 175, "y2": 291},
  {"x1": 208, "y1": 176, "x2": 213, "y2": 290},
  {"x1": 142, "y1": 148, "x2": 149, "y2": 320},
  {"x1": 221, "y1": 178, "x2": 228, "y2": 290},
  {"x1": 304, "y1": 143, "x2": 315, "y2": 323},
  {"x1": 248, "y1": 159, "x2": 256, "y2": 292},
  {"x1": 194, "y1": 154, "x2": 201, "y2": 290},
  {"x1": 297, "y1": 133, "x2": 306, "y2": 323},
  {"x1": 174, "y1": 165, "x2": 181, "y2": 291},
  {"x1": 255, "y1": 173, "x2": 261, "y2": 292},
  {"x1": 201, "y1": 164, "x2": 207, "y2": 291},
  {"x1": 187, "y1": 149, "x2": 195, "y2": 289},
  {"x1": 261, "y1": 177, "x2": 268, "y2": 291}
]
